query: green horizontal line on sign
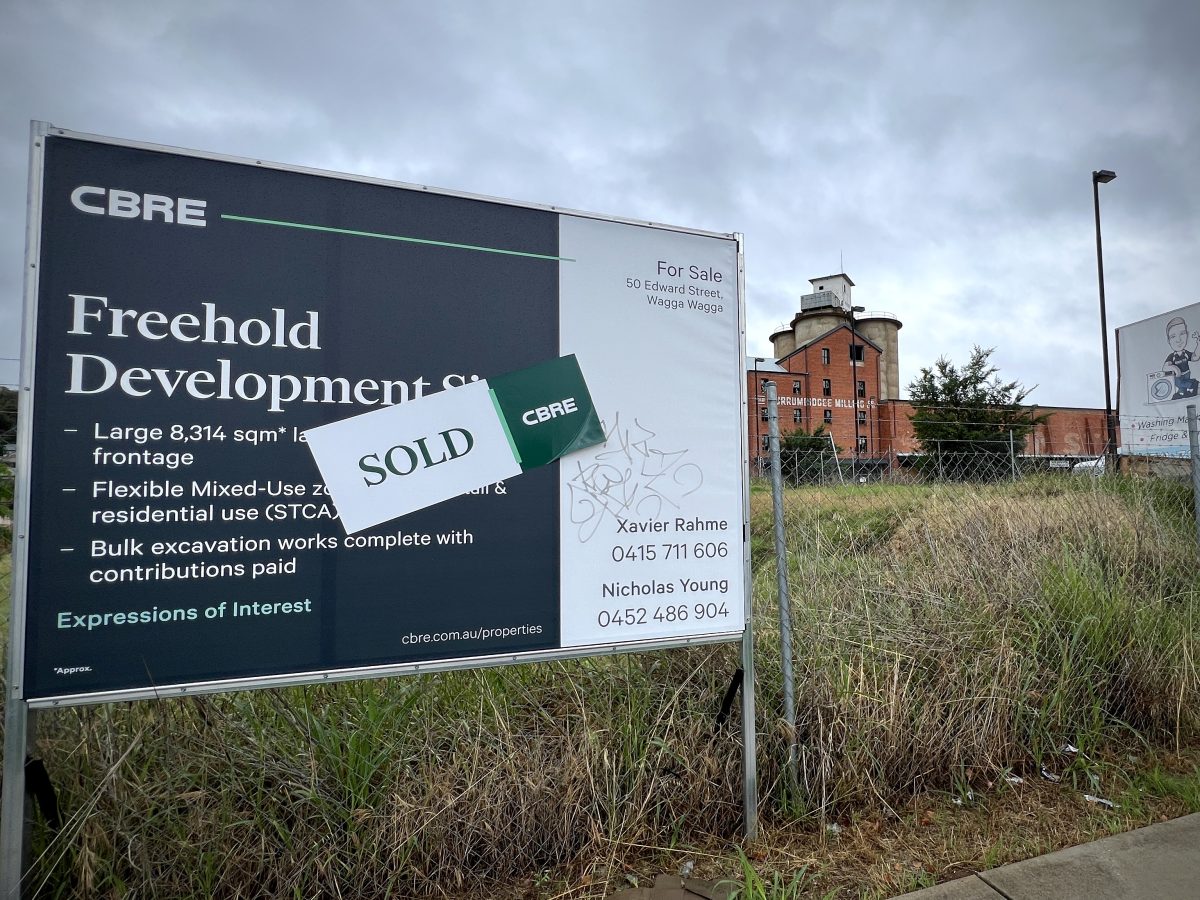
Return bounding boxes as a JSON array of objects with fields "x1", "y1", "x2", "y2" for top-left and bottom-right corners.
[{"x1": 221, "y1": 214, "x2": 574, "y2": 262}]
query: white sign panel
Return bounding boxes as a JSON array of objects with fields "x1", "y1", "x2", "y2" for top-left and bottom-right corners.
[
  {"x1": 558, "y1": 217, "x2": 744, "y2": 646},
  {"x1": 1117, "y1": 301, "x2": 1200, "y2": 457}
]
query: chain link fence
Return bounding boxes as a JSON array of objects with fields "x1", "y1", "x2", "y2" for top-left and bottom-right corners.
[
  {"x1": 2, "y1": 417, "x2": 13, "y2": 577},
  {"x1": 3, "y1": 420, "x2": 1200, "y2": 895},
  {"x1": 755, "y1": 437, "x2": 1116, "y2": 487},
  {"x1": 750, "y1": 437, "x2": 1200, "y2": 822}
]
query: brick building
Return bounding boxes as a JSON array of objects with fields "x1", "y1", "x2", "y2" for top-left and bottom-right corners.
[{"x1": 748, "y1": 274, "x2": 1108, "y2": 467}]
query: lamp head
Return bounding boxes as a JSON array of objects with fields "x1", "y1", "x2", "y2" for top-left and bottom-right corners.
[{"x1": 1093, "y1": 169, "x2": 1117, "y2": 184}]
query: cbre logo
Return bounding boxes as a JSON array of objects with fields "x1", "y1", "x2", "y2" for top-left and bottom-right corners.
[
  {"x1": 70, "y1": 186, "x2": 207, "y2": 226},
  {"x1": 521, "y1": 397, "x2": 578, "y2": 426}
]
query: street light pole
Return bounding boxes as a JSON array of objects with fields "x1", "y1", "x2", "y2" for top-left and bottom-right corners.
[{"x1": 1093, "y1": 169, "x2": 1119, "y2": 468}]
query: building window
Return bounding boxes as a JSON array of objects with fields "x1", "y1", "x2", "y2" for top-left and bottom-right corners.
[
  {"x1": 857, "y1": 436, "x2": 868, "y2": 453},
  {"x1": 823, "y1": 409, "x2": 832, "y2": 424},
  {"x1": 857, "y1": 410, "x2": 867, "y2": 425},
  {"x1": 760, "y1": 436, "x2": 770, "y2": 452},
  {"x1": 792, "y1": 380, "x2": 802, "y2": 394},
  {"x1": 857, "y1": 380, "x2": 866, "y2": 398},
  {"x1": 822, "y1": 378, "x2": 831, "y2": 397},
  {"x1": 760, "y1": 407, "x2": 769, "y2": 422},
  {"x1": 850, "y1": 344, "x2": 864, "y2": 363},
  {"x1": 793, "y1": 409, "x2": 803, "y2": 423},
  {"x1": 821, "y1": 347, "x2": 830, "y2": 365}
]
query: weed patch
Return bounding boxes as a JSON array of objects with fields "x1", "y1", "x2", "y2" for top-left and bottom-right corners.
[{"x1": 3, "y1": 475, "x2": 1199, "y2": 896}]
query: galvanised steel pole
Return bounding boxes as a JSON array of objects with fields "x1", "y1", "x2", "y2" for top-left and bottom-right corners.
[
  {"x1": 764, "y1": 382, "x2": 798, "y2": 795},
  {"x1": 1188, "y1": 405, "x2": 1200, "y2": 551},
  {"x1": 736, "y1": 234, "x2": 758, "y2": 841}
]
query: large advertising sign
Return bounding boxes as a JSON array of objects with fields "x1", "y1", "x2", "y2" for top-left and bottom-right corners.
[
  {"x1": 11, "y1": 127, "x2": 747, "y2": 705},
  {"x1": 1116, "y1": 301, "x2": 1200, "y2": 457}
]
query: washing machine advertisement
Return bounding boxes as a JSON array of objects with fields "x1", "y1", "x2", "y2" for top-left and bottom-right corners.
[{"x1": 1117, "y1": 300, "x2": 1200, "y2": 456}]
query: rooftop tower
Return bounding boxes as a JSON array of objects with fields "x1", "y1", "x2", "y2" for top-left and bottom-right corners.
[{"x1": 769, "y1": 274, "x2": 904, "y2": 400}]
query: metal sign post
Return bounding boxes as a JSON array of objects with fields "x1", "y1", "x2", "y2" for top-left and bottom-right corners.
[
  {"x1": 737, "y1": 235, "x2": 758, "y2": 839},
  {"x1": 1188, "y1": 405, "x2": 1200, "y2": 550},
  {"x1": 1, "y1": 700, "x2": 31, "y2": 899},
  {"x1": 2, "y1": 120, "x2": 48, "y2": 900}
]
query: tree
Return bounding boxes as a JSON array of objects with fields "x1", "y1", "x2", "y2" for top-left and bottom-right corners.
[
  {"x1": 780, "y1": 424, "x2": 838, "y2": 454},
  {"x1": 0, "y1": 386, "x2": 16, "y2": 442},
  {"x1": 777, "y1": 425, "x2": 841, "y2": 483},
  {"x1": 906, "y1": 346, "x2": 1044, "y2": 479}
]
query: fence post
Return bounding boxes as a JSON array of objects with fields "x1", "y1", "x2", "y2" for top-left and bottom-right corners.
[
  {"x1": 829, "y1": 432, "x2": 844, "y2": 484},
  {"x1": 1188, "y1": 405, "x2": 1200, "y2": 551},
  {"x1": 936, "y1": 439, "x2": 944, "y2": 481},
  {"x1": 1009, "y1": 428, "x2": 1017, "y2": 481},
  {"x1": 764, "y1": 383, "x2": 798, "y2": 797}
]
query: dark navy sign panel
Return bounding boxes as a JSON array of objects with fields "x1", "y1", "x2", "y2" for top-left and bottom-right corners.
[{"x1": 24, "y1": 135, "x2": 560, "y2": 699}]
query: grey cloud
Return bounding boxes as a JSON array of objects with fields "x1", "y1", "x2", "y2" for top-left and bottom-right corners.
[{"x1": 1, "y1": 0, "x2": 1198, "y2": 403}]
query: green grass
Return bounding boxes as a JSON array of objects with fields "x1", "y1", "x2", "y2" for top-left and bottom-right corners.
[
  {"x1": 1130, "y1": 762, "x2": 1200, "y2": 812},
  {"x1": 719, "y1": 849, "x2": 821, "y2": 899},
  {"x1": 3, "y1": 473, "x2": 1199, "y2": 897}
]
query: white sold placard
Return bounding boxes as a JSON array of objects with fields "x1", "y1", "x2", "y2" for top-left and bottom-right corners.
[{"x1": 303, "y1": 380, "x2": 521, "y2": 533}]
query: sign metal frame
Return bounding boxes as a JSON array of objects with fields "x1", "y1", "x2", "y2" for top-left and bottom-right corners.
[{"x1": 3, "y1": 122, "x2": 756, "y2": 894}]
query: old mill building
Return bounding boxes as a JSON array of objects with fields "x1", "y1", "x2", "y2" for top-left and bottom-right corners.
[{"x1": 748, "y1": 274, "x2": 1109, "y2": 470}]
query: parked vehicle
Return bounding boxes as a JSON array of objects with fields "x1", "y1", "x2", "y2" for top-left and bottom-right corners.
[{"x1": 1072, "y1": 456, "x2": 1106, "y2": 476}]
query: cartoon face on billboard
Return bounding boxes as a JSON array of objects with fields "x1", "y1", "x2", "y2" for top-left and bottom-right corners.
[{"x1": 1118, "y1": 302, "x2": 1200, "y2": 455}]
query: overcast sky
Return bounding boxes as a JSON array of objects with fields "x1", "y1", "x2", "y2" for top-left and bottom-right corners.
[{"x1": 3, "y1": 0, "x2": 1197, "y2": 409}]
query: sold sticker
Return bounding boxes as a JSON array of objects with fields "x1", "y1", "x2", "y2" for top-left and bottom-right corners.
[{"x1": 303, "y1": 355, "x2": 604, "y2": 533}]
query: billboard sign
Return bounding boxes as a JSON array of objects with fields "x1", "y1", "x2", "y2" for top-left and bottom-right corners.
[
  {"x1": 10, "y1": 127, "x2": 748, "y2": 706},
  {"x1": 1116, "y1": 301, "x2": 1200, "y2": 456}
]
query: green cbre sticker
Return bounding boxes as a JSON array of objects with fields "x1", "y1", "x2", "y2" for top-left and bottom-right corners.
[
  {"x1": 488, "y1": 354, "x2": 605, "y2": 471},
  {"x1": 304, "y1": 355, "x2": 605, "y2": 533}
]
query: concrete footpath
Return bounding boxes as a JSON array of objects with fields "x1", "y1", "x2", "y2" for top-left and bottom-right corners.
[{"x1": 896, "y1": 812, "x2": 1200, "y2": 899}]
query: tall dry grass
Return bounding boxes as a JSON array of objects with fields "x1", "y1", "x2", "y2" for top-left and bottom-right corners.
[
  {"x1": 767, "y1": 475, "x2": 1200, "y2": 818},
  {"x1": 1, "y1": 474, "x2": 1198, "y2": 897}
]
